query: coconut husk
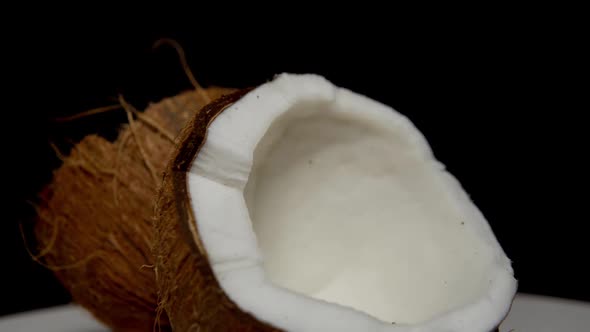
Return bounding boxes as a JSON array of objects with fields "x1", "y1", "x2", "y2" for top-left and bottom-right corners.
[
  {"x1": 154, "y1": 90, "x2": 281, "y2": 332},
  {"x1": 33, "y1": 87, "x2": 234, "y2": 331}
]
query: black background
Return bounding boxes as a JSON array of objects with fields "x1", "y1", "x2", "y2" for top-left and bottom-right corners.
[{"x1": 3, "y1": 17, "x2": 586, "y2": 317}]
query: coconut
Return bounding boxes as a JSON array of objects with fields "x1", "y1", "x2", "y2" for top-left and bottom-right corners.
[
  {"x1": 32, "y1": 87, "x2": 234, "y2": 331},
  {"x1": 155, "y1": 73, "x2": 517, "y2": 332}
]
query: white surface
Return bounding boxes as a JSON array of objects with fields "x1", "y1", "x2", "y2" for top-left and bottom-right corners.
[
  {"x1": 0, "y1": 304, "x2": 106, "y2": 332},
  {"x1": 500, "y1": 294, "x2": 590, "y2": 332},
  {"x1": 0, "y1": 294, "x2": 588, "y2": 331}
]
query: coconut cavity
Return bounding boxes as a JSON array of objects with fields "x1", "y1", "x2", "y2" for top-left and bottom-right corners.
[
  {"x1": 186, "y1": 74, "x2": 516, "y2": 332},
  {"x1": 243, "y1": 101, "x2": 493, "y2": 324}
]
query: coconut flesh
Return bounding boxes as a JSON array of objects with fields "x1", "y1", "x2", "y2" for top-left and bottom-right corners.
[{"x1": 182, "y1": 74, "x2": 516, "y2": 332}]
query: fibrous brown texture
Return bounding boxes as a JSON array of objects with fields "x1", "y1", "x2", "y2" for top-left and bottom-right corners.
[
  {"x1": 154, "y1": 90, "x2": 280, "y2": 332},
  {"x1": 33, "y1": 87, "x2": 234, "y2": 331}
]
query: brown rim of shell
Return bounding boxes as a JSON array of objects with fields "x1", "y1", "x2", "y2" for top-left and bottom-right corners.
[
  {"x1": 172, "y1": 88, "x2": 252, "y2": 254},
  {"x1": 156, "y1": 88, "x2": 280, "y2": 331}
]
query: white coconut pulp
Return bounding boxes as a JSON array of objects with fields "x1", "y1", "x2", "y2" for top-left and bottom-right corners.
[{"x1": 187, "y1": 74, "x2": 517, "y2": 332}]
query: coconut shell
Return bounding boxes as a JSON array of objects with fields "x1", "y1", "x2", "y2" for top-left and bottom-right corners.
[
  {"x1": 155, "y1": 90, "x2": 281, "y2": 331},
  {"x1": 34, "y1": 87, "x2": 234, "y2": 331},
  {"x1": 153, "y1": 88, "x2": 506, "y2": 332}
]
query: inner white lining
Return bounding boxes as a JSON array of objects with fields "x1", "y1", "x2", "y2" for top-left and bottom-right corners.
[{"x1": 187, "y1": 74, "x2": 516, "y2": 332}]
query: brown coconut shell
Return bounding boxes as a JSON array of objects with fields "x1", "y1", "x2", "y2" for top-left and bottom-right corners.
[
  {"x1": 33, "y1": 87, "x2": 234, "y2": 331},
  {"x1": 154, "y1": 90, "x2": 281, "y2": 331}
]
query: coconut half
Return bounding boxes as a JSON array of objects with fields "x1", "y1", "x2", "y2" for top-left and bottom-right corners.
[{"x1": 156, "y1": 73, "x2": 517, "y2": 332}]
